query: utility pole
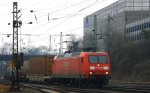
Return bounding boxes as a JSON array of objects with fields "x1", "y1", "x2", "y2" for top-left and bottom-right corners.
[
  {"x1": 107, "y1": 14, "x2": 110, "y2": 53},
  {"x1": 93, "y1": 15, "x2": 97, "y2": 52},
  {"x1": 12, "y1": 2, "x2": 22, "y2": 89},
  {"x1": 60, "y1": 32, "x2": 63, "y2": 54},
  {"x1": 107, "y1": 14, "x2": 114, "y2": 53},
  {"x1": 49, "y1": 35, "x2": 51, "y2": 51}
]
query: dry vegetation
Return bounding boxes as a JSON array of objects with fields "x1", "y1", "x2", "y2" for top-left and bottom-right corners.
[{"x1": 110, "y1": 32, "x2": 150, "y2": 82}]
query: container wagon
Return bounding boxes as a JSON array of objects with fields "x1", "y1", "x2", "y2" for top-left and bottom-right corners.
[{"x1": 25, "y1": 55, "x2": 55, "y2": 82}]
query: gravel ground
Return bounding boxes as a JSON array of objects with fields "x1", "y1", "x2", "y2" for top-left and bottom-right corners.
[
  {"x1": 0, "y1": 88, "x2": 43, "y2": 93},
  {"x1": 0, "y1": 84, "x2": 42, "y2": 93},
  {"x1": 20, "y1": 87, "x2": 42, "y2": 93}
]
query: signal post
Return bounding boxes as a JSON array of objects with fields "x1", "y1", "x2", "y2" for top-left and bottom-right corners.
[{"x1": 11, "y1": 2, "x2": 22, "y2": 90}]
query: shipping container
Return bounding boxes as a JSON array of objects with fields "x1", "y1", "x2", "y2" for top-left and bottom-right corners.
[{"x1": 28, "y1": 56, "x2": 54, "y2": 76}]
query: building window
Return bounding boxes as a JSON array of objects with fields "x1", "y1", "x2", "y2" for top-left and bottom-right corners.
[
  {"x1": 137, "y1": 25, "x2": 140, "y2": 31},
  {"x1": 134, "y1": 26, "x2": 136, "y2": 32},
  {"x1": 129, "y1": 27, "x2": 131, "y2": 33},
  {"x1": 148, "y1": 22, "x2": 150, "y2": 28},
  {"x1": 131, "y1": 27, "x2": 134, "y2": 32},
  {"x1": 139, "y1": 24, "x2": 141, "y2": 30},
  {"x1": 142, "y1": 23, "x2": 145, "y2": 29},
  {"x1": 146, "y1": 22, "x2": 149, "y2": 28},
  {"x1": 144, "y1": 23, "x2": 147, "y2": 28},
  {"x1": 128, "y1": 27, "x2": 130, "y2": 33},
  {"x1": 84, "y1": 17, "x2": 89, "y2": 28},
  {"x1": 127, "y1": 28, "x2": 129, "y2": 33}
]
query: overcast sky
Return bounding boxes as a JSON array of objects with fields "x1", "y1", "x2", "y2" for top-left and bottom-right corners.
[{"x1": 0, "y1": 0, "x2": 118, "y2": 51}]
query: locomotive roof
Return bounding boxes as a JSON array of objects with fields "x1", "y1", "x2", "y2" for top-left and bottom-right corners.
[
  {"x1": 54, "y1": 52, "x2": 108, "y2": 59},
  {"x1": 56, "y1": 52, "x2": 81, "y2": 58}
]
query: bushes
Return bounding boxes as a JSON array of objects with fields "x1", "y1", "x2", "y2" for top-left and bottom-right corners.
[
  {"x1": 132, "y1": 59, "x2": 150, "y2": 81},
  {"x1": 110, "y1": 33, "x2": 150, "y2": 82}
]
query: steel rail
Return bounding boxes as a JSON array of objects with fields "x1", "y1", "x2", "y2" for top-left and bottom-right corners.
[{"x1": 21, "y1": 82, "x2": 150, "y2": 93}]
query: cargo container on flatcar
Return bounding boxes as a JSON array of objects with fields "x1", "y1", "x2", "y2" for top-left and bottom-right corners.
[
  {"x1": 25, "y1": 55, "x2": 55, "y2": 82},
  {"x1": 52, "y1": 52, "x2": 110, "y2": 86}
]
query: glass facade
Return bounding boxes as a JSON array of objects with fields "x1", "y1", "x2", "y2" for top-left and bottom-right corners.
[
  {"x1": 95, "y1": 0, "x2": 150, "y2": 18},
  {"x1": 126, "y1": 18, "x2": 150, "y2": 34},
  {"x1": 126, "y1": 17, "x2": 150, "y2": 41},
  {"x1": 97, "y1": 0, "x2": 125, "y2": 18},
  {"x1": 84, "y1": 0, "x2": 150, "y2": 51},
  {"x1": 125, "y1": 0, "x2": 150, "y2": 11}
]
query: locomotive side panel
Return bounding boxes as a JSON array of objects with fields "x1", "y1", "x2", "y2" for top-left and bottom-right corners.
[
  {"x1": 52, "y1": 59, "x2": 63, "y2": 77},
  {"x1": 53, "y1": 57, "x2": 84, "y2": 78},
  {"x1": 67, "y1": 57, "x2": 83, "y2": 78}
]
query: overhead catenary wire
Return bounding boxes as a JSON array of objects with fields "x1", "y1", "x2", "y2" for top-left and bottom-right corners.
[
  {"x1": 24, "y1": 4, "x2": 125, "y2": 37},
  {"x1": 16, "y1": 0, "x2": 110, "y2": 22},
  {"x1": 36, "y1": 0, "x2": 91, "y2": 13},
  {"x1": 5, "y1": 5, "x2": 125, "y2": 37},
  {"x1": 38, "y1": 0, "x2": 102, "y2": 35},
  {"x1": 23, "y1": 13, "x2": 87, "y2": 34},
  {"x1": 1, "y1": 0, "x2": 111, "y2": 31},
  {"x1": 19, "y1": 0, "x2": 109, "y2": 35},
  {"x1": 22, "y1": 0, "x2": 92, "y2": 22},
  {"x1": 23, "y1": 14, "x2": 73, "y2": 34},
  {"x1": 1, "y1": 0, "x2": 120, "y2": 50}
]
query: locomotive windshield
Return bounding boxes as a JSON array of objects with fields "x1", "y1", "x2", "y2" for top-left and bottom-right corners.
[
  {"x1": 98, "y1": 56, "x2": 107, "y2": 64},
  {"x1": 89, "y1": 56, "x2": 108, "y2": 64},
  {"x1": 88, "y1": 56, "x2": 98, "y2": 63}
]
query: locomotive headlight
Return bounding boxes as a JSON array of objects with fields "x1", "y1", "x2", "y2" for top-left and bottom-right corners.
[
  {"x1": 103, "y1": 66, "x2": 108, "y2": 70},
  {"x1": 90, "y1": 66, "x2": 95, "y2": 70},
  {"x1": 105, "y1": 72, "x2": 109, "y2": 75},
  {"x1": 90, "y1": 72, "x2": 93, "y2": 74}
]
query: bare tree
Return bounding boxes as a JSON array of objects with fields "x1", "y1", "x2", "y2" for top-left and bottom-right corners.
[
  {"x1": 65, "y1": 35, "x2": 83, "y2": 53},
  {"x1": 0, "y1": 43, "x2": 11, "y2": 54},
  {"x1": 83, "y1": 33, "x2": 96, "y2": 51}
]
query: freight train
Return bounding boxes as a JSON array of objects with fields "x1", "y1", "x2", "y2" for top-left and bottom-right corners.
[
  {"x1": 20, "y1": 55, "x2": 54, "y2": 82},
  {"x1": 22, "y1": 52, "x2": 110, "y2": 86}
]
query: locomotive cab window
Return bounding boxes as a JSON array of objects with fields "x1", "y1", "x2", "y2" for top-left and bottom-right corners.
[
  {"x1": 98, "y1": 56, "x2": 108, "y2": 64},
  {"x1": 89, "y1": 55, "x2": 108, "y2": 64},
  {"x1": 88, "y1": 56, "x2": 98, "y2": 63}
]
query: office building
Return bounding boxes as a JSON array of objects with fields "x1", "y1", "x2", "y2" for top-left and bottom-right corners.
[{"x1": 83, "y1": 0, "x2": 150, "y2": 51}]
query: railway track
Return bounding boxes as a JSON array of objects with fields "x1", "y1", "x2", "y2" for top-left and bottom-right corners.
[
  {"x1": 103, "y1": 83, "x2": 150, "y2": 93},
  {"x1": 22, "y1": 82, "x2": 150, "y2": 93},
  {"x1": 22, "y1": 84, "x2": 111, "y2": 93}
]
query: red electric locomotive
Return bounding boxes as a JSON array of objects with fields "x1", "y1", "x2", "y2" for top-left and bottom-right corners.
[{"x1": 52, "y1": 52, "x2": 110, "y2": 86}]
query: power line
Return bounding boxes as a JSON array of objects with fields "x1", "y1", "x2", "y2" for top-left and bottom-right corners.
[
  {"x1": 38, "y1": 0, "x2": 101, "y2": 35},
  {"x1": 36, "y1": 0, "x2": 91, "y2": 13},
  {"x1": 2, "y1": 0, "x2": 119, "y2": 47},
  {"x1": 20, "y1": 0, "x2": 108, "y2": 34},
  {"x1": 0, "y1": 0, "x2": 109, "y2": 32},
  {"x1": 5, "y1": 4, "x2": 124, "y2": 39},
  {"x1": 22, "y1": 0, "x2": 92, "y2": 22}
]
